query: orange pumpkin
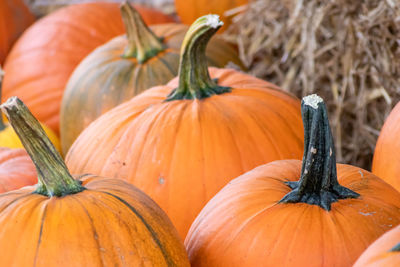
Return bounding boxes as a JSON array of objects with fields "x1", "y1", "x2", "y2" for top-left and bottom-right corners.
[
  {"x1": 175, "y1": 0, "x2": 248, "y2": 32},
  {"x1": 65, "y1": 15, "x2": 304, "y2": 239},
  {"x1": 0, "y1": 0, "x2": 34, "y2": 64},
  {"x1": 0, "y1": 96, "x2": 189, "y2": 266},
  {"x1": 2, "y1": 2, "x2": 174, "y2": 134},
  {"x1": 372, "y1": 101, "x2": 400, "y2": 191},
  {"x1": 185, "y1": 94, "x2": 400, "y2": 267},
  {"x1": 0, "y1": 147, "x2": 36, "y2": 192},
  {"x1": 354, "y1": 225, "x2": 400, "y2": 266},
  {"x1": 60, "y1": 2, "x2": 244, "y2": 154}
]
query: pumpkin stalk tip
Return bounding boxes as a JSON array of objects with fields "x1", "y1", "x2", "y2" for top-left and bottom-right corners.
[
  {"x1": 279, "y1": 94, "x2": 359, "y2": 210},
  {"x1": 0, "y1": 97, "x2": 84, "y2": 197},
  {"x1": 166, "y1": 14, "x2": 231, "y2": 101},
  {"x1": 120, "y1": 1, "x2": 165, "y2": 63}
]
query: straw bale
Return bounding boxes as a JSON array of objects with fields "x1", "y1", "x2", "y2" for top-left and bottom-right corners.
[{"x1": 224, "y1": 0, "x2": 400, "y2": 169}]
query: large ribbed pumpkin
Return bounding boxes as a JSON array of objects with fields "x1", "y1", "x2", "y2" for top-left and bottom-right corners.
[
  {"x1": 354, "y1": 225, "x2": 400, "y2": 266},
  {"x1": 60, "y1": 3, "x2": 244, "y2": 154},
  {"x1": 0, "y1": 0, "x2": 34, "y2": 64},
  {"x1": 372, "y1": 101, "x2": 400, "y2": 191},
  {"x1": 185, "y1": 94, "x2": 400, "y2": 267},
  {"x1": 2, "y1": 2, "x2": 174, "y2": 134},
  {"x1": 0, "y1": 97, "x2": 189, "y2": 266},
  {"x1": 0, "y1": 147, "x2": 37, "y2": 192},
  {"x1": 175, "y1": 0, "x2": 248, "y2": 32},
  {"x1": 65, "y1": 15, "x2": 304, "y2": 239}
]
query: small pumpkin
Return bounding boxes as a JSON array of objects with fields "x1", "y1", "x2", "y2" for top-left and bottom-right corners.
[
  {"x1": 66, "y1": 15, "x2": 304, "y2": 239},
  {"x1": 60, "y1": 2, "x2": 244, "y2": 154},
  {"x1": 185, "y1": 94, "x2": 400, "y2": 267},
  {"x1": 0, "y1": 68, "x2": 60, "y2": 151},
  {"x1": 0, "y1": 97, "x2": 189, "y2": 266},
  {"x1": 175, "y1": 0, "x2": 248, "y2": 32},
  {"x1": 0, "y1": 147, "x2": 37, "y2": 192},
  {"x1": 372, "y1": 101, "x2": 400, "y2": 191},
  {"x1": 0, "y1": 0, "x2": 35, "y2": 64},
  {"x1": 354, "y1": 225, "x2": 400, "y2": 266},
  {"x1": 2, "y1": 1, "x2": 174, "y2": 134}
]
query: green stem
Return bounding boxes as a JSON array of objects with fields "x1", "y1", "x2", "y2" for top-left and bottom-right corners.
[
  {"x1": 279, "y1": 94, "x2": 359, "y2": 210},
  {"x1": 0, "y1": 68, "x2": 6, "y2": 131},
  {"x1": 120, "y1": 1, "x2": 165, "y2": 63},
  {"x1": 0, "y1": 97, "x2": 84, "y2": 197},
  {"x1": 166, "y1": 15, "x2": 231, "y2": 101}
]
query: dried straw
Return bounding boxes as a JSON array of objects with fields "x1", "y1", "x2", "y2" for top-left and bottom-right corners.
[{"x1": 224, "y1": 0, "x2": 400, "y2": 169}]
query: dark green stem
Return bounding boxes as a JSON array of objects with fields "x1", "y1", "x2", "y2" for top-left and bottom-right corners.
[
  {"x1": 0, "y1": 68, "x2": 6, "y2": 131},
  {"x1": 120, "y1": 1, "x2": 165, "y2": 63},
  {"x1": 279, "y1": 94, "x2": 359, "y2": 210},
  {"x1": 0, "y1": 97, "x2": 84, "y2": 197},
  {"x1": 166, "y1": 15, "x2": 231, "y2": 101},
  {"x1": 390, "y1": 243, "x2": 400, "y2": 252}
]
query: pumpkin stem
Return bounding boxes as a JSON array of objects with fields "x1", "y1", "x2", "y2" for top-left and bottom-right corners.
[
  {"x1": 120, "y1": 1, "x2": 165, "y2": 63},
  {"x1": 390, "y1": 243, "x2": 400, "y2": 252},
  {"x1": 0, "y1": 97, "x2": 84, "y2": 197},
  {"x1": 166, "y1": 15, "x2": 231, "y2": 101},
  {"x1": 0, "y1": 68, "x2": 6, "y2": 131},
  {"x1": 279, "y1": 94, "x2": 359, "y2": 210}
]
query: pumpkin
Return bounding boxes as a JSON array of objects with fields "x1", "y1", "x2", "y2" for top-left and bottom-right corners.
[
  {"x1": 0, "y1": 147, "x2": 37, "y2": 192},
  {"x1": 60, "y1": 2, "x2": 244, "y2": 154},
  {"x1": 175, "y1": 0, "x2": 248, "y2": 32},
  {"x1": 372, "y1": 101, "x2": 400, "y2": 191},
  {"x1": 0, "y1": 0, "x2": 35, "y2": 64},
  {"x1": 0, "y1": 97, "x2": 189, "y2": 266},
  {"x1": 0, "y1": 68, "x2": 60, "y2": 151},
  {"x1": 2, "y1": 2, "x2": 174, "y2": 135},
  {"x1": 354, "y1": 225, "x2": 400, "y2": 266},
  {"x1": 65, "y1": 15, "x2": 304, "y2": 239},
  {"x1": 184, "y1": 94, "x2": 400, "y2": 267}
]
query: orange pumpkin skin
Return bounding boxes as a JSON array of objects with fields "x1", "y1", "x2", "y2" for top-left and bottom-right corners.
[
  {"x1": 2, "y1": 2, "x2": 174, "y2": 135},
  {"x1": 175, "y1": 0, "x2": 248, "y2": 32},
  {"x1": 0, "y1": 147, "x2": 36, "y2": 192},
  {"x1": 0, "y1": 0, "x2": 34, "y2": 64},
  {"x1": 354, "y1": 225, "x2": 400, "y2": 267},
  {"x1": 0, "y1": 175, "x2": 189, "y2": 266},
  {"x1": 65, "y1": 67, "x2": 304, "y2": 239},
  {"x1": 185, "y1": 161, "x2": 400, "y2": 267},
  {"x1": 60, "y1": 14, "x2": 244, "y2": 154},
  {"x1": 372, "y1": 102, "x2": 400, "y2": 191}
]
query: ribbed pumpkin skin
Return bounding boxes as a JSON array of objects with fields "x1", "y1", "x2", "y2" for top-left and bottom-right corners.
[
  {"x1": 0, "y1": 122, "x2": 61, "y2": 152},
  {"x1": 0, "y1": 175, "x2": 189, "y2": 266},
  {"x1": 372, "y1": 102, "x2": 400, "y2": 191},
  {"x1": 0, "y1": 0, "x2": 34, "y2": 64},
  {"x1": 0, "y1": 147, "x2": 36, "y2": 192},
  {"x1": 60, "y1": 23, "x2": 244, "y2": 154},
  {"x1": 66, "y1": 67, "x2": 304, "y2": 239},
  {"x1": 185, "y1": 160, "x2": 400, "y2": 267},
  {"x1": 354, "y1": 225, "x2": 400, "y2": 267},
  {"x1": 2, "y1": 2, "x2": 174, "y2": 134},
  {"x1": 175, "y1": 0, "x2": 248, "y2": 31}
]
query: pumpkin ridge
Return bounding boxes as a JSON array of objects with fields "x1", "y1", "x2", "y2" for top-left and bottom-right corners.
[
  {"x1": 33, "y1": 201, "x2": 49, "y2": 266},
  {"x1": 157, "y1": 55, "x2": 179, "y2": 77},
  {"x1": 99, "y1": 191, "x2": 173, "y2": 266},
  {"x1": 71, "y1": 195, "x2": 105, "y2": 264},
  {"x1": 0, "y1": 193, "x2": 33, "y2": 213}
]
